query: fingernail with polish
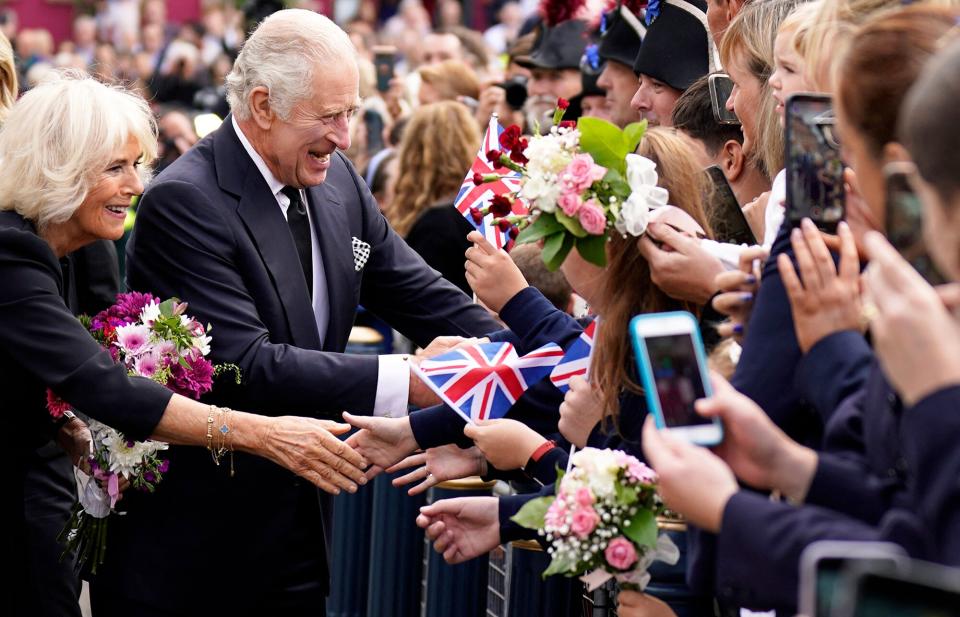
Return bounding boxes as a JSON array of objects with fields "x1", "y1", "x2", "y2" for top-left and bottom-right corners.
[
  {"x1": 733, "y1": 323, "x2": 744, "y2": 334},
  {"x1": 745, "y1": 274, "x2": 756, "y2": 284},
  {"x1": 740, "y1": 292, "x2": 754, "y2": 303}
]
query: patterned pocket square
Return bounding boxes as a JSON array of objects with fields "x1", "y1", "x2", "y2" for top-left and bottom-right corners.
[{"x1": 352, "y1": 237, "x2": 371, "y2": 272}]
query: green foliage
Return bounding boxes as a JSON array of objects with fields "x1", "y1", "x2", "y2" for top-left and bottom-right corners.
[
  {"x1": 622, "y1": 509, "x2": 657, "y2": 549},
  {"x1": 517, "y1": 213, "x2": 564, "y2": 245},
  {"x1": 511, "y1": 496, "x2": 555, "y2": 529},
  {"x1": 555, "y1": 210, "x2": 588, "y2": 238},
  {"x1": 578, "y1": 117, "x2": 630, "y2": 175},
  {"x1": 575, "y1": 235, "x2": 607, "y2": 267},
  {"x1": 542, "y1": 232, "x2": 574, "y2": 271}
]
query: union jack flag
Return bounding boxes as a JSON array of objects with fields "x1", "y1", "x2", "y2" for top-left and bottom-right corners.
[
  {"x1": 454, "y1": 116, "x2": 526, "y2": 250},
  {"x1": 412, "y1": 341, "x2": 564, "y2": 423},
  {"x1": 550, "y1": 319, "x2": 598, "y2": 393}
]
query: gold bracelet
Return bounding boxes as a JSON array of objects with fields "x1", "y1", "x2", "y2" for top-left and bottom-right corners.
[{"x1": 206, "y1": 405, "x2": 216, "y2": 464}]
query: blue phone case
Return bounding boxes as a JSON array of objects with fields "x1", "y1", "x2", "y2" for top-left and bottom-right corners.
[{"x1": 629, "y1": 311, "x2": 722, "y2": 445}]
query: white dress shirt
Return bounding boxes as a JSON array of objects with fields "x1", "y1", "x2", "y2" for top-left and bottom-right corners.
[{"x1": 232, "y1": 117, "x2": 410, "y2": 417}]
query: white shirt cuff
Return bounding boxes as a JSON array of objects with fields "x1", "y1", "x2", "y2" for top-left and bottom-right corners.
[{"x1": 374, "y1": 354, "x2": 411, "y2": 418}]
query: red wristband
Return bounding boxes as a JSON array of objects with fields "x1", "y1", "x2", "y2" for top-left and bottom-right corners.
[{"x1": 529, "y1": 439, "x2": 557, "y2": 463}]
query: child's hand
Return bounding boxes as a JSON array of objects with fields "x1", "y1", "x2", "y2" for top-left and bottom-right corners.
[
  {"x1": 463, "y1": 418, "x2": 547, "y2": 471},
  {"x1": 558, "y1": 375, "x2": 604, "y2": 447},
  {"x1": 464, "y1": 231, "x2": 528, "y2": 313}
]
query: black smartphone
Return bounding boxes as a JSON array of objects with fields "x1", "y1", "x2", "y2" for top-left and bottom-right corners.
[
  {"x1": 372, "y1": 46, "x2": 397, "y2": 93},
  {"x1": 785, "y1": 93, "x2": 846, "y2": 233},
  {"x1": 833, "y1": 559, "x2": 960, "y2": 617},
  {"x1": 705, "y1": 165, "x2": 756, "y2": 245},
  {"x1": 708, "y1": 73, "x2": 739, "y2": 125},
  {"x1": 798, "y1": 541, "x2": 909, "y2": 617},
  {"x1": 883, "y1": 162, "x2": 946, "y2": 285},
  {"x1": 364, "y1": 108, "x2": 385, "y2": 154}
]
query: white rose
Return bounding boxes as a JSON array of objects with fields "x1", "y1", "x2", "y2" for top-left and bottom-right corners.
[{"x1": 625, "y1": 153, "x2": 659, "y2": 191}]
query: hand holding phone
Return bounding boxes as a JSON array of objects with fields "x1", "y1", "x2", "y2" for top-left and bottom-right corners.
[
  {"x1": 630, "y1": 311, "x2": 723, "y2": 446},
  {"x1": 372, "y1": 45, "x2": 397, "y2": 93}
]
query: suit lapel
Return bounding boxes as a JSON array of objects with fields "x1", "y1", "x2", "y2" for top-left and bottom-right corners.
[
  {"x1": 215, "y1": 119, "x2": 322, "y2": 350},
  {"x1": 307, "y1": 181, "x2": 354, "y2": 352}
]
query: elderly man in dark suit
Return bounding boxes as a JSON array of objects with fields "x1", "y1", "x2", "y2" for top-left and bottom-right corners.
[{"x1": 94, "y1": 9, "x2": 498, "y2": 616}]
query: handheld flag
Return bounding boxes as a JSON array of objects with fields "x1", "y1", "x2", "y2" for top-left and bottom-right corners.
[
  {"x1": 413, "y1": 341, "x2": 564, "y2": 423},
  {"x1": 550, "y1": 319, "x2": 598, "y2": 392},
  {"x1": 454, "y1": 115, "x2": 526, "y2": 250}
]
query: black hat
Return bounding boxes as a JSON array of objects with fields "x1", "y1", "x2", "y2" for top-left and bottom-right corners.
[
  {"x1": 516, "y1": 19, "x2": 589, "y2": 71},
  {"x1": 597, "y1": 2, "x2": 647, "y2": 70},
  {"x1": 580, "y1": 63, "x2": 605, "y2": 98},
  {"x1": 633, "y1": 0, "x2": 720, "y2": 92}
]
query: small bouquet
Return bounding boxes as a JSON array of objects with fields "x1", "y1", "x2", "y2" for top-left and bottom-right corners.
[
  {"x1": 470, "y1": 100, "x2": 669, "y2": 269},
  {"x1": 511, "y1": 447, "x2": 679, "y2": 591},
  {"x1": 47, "y1": 292, "x2": 239, "y2": 572}
]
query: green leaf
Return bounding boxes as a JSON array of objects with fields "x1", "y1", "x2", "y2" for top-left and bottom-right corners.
[
  {"x1": 159, "y1": 299, "x2": 176, "y2": 318},
  {"x1": 575, "y1": 235, "x2": 608, "y2": 268},
  {"x1": 510, "y1": 496, "x2": 555, "y2": 529},
  {"x1": 623, "y1": 508, "x2": 657, "y2": 549},
  {"x1": 542, "y1": 232, "x2": 574, "y2": 272},
  {"x1": 578, "y1": 117, "x2": 628, "y2": 175},
  {"x1": 614, "y1": 480, "x2": 639, "y2": 505},
  {"x1": 516, "y1": 214, "x2": 564, "y2": 245},
  {"x1": 542, "y1": 552, "x2": 577, "y2": 577},
  {"x1": 555, "y1": 210, "x2": 587, "y2": 238},
  {"x1": 602, "y1": 169, "x2": 631, "y2": 196},
  {"x1": 623, "y1": 120, "x2": 648, "y2": 153}
]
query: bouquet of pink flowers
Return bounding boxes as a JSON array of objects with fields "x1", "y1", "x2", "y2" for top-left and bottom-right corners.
[
  {"x1": 47, "y1": 292, "x2": 238, "y2": 572},
  {"x1": 470, "y1": 100, "x2": 669, "y2": 269},
  {"x1": 511, "y1": 447, "x2": 679, "y2": 591}
]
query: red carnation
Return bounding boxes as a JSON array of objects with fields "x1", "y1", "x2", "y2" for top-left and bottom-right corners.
[
  {"x1": 486, "y1": 149, "x2": 504, "y2": 166},
  {"x1": 490, "y1": 195, "x2": 513, "y2": 218},
  {"x1": 499, "y1": 125, "x2": 522, "y2": 151},
  {"x1": 559, "y1": 120, "x2": 577, "y2": 130},
  {"x1": 497, "y1": 218, "x2": 512, "y2": 232},
  {"x1": 470, "y1": 208, "x2": 484, "y2": 224},
  {"x1": 472, "y1": 172, "x2": 484, "y2": 186},
  {"x1": 46, "y1": 389, "x2": 71, "y2": 419},
  {"x1": 557, "y1": 97, "x2": 570, "y2": 110},
  {"x1": 509, "y1": 225, "x2": 520, "y2": 240},
  {"x1": 510, "y1": 138, "x2": 529, "y2": 165}
]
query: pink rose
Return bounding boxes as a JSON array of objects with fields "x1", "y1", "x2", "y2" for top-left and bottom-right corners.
[
  {"x1": 570, "y1": 505, "x2": 600, "y2": 538},
  {"x1": 604, "y1": 536, "x2": 638, "y2": 570},
  {"x1": 578, "y1": 200, "x2": 607, "y2": 235},
  {"x1": 575, "y1": 487, "x2": 595, "y2": 507},
  {"x1": 558, "y1": 191, "x2": 583, "y2": 216},
  {"x1": 562, "y1": 154, "x2": 606, "y2": 192}
]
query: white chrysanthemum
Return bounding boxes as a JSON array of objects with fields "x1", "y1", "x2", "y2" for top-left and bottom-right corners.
[
  {"x1": 192, "y1": 334, "x2": 212, "y2": 356},
  {"x1": 93, "y1": 421, "x2": 169, "y2": 478},
  {"x1": 140, "y1": 301, "x2": 161, "y2": 326}
]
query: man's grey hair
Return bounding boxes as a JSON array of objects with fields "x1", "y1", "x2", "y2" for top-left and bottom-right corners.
[{"x1": 226, "y1": 9, "x2": 357, "y2": 121}]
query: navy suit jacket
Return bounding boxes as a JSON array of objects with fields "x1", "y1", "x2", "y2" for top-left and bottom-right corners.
[{"x1": 101, "y1": 118, "x2": 497, "y2": 610}]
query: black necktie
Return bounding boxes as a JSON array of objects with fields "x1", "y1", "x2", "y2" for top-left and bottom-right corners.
[{"x1": 281, "y1": 186, "x2": 313, "y2": 297}]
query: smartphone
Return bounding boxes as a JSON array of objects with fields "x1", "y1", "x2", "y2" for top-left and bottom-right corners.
[
  {"x1": 629, "y1": 311, "x2": 722, "y2": 446},
  {"x1": 798, "y1": 541, "x2": 909, "y2": 617},
  {"x1": 372, "y1": 45, "x2": 397, "y2": 93},
  {"x1": 785, "y1": 93, "x2": 846, "y2": 233},
  {"x1": 883, "y1": 162, "x2": 946, "y2": 285},
  {"x1": 708, "y1": 73, "x2": 739, "y2": 125},
  {"x1": 705, "y1": 165, "x2": 756, "y2": 245},
  {"x1": 834, "y1": 559, "x2": 960, "y2": 617}
]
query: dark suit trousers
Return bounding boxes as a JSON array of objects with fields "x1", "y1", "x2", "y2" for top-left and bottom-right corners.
[{"x1": 91, "y1": 482, "x2": 328, "y2": 617}]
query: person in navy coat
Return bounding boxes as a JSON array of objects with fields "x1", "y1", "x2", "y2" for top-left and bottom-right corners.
[{"x1": 99, "y1": 10, "x2": 498, "y2": 617}]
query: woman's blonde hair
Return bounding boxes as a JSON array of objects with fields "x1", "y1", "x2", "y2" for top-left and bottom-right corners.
[
  {"x1": 418, "y1": 60, "x2": 481, "y2": 102},
  {"x1": 591, "y1": 127, "x2": 712, "y2": 425},
  {"x1": 720, "y1": 0, "x2": 803, "y2": 178},
  {"x1": 388, "y1": 101, "x2": 480, "y2": 236},
  {"x1": 0, "y1": 31, "x2": 17, "y2": 123},
  {"x1": 0, "y1": 71, "x2": 157, "y2": 229}
]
